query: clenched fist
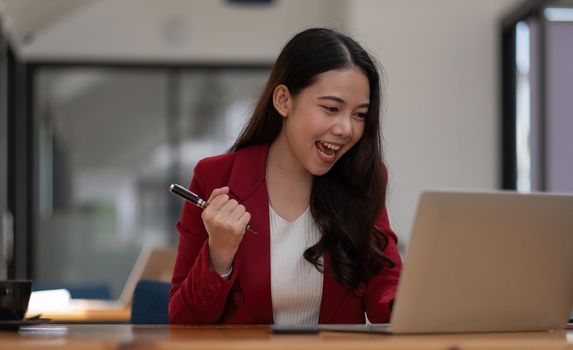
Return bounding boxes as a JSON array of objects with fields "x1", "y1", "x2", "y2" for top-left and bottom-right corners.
[{"x1": 201, "y1": 187, "x2": 251, "y2": 275}]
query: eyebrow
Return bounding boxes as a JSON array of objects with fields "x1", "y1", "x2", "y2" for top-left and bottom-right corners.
[{"x1": 317, "y1": 96, "x2": 369, "y2": 109}]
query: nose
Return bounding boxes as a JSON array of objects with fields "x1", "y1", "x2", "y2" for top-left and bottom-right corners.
[{"x1": 331, "y1": 115, "x2": 353, "y2": 139}]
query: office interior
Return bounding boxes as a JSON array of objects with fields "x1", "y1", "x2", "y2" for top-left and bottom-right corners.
[{"x1": 0, "y1": 0, "x2": 572, "y2": 306}]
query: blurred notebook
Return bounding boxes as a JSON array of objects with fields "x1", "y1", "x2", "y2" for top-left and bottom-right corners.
[
  {"x1": 30, "y1": 247, "x2": 176, "y2": 313},
  {"x1": 322, "y1": 191, "x2": 573, "y2": 334}
]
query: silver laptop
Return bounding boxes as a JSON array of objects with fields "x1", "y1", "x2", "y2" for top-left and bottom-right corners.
[{"x1": 322, "y1": 191, "x2": 573, "y2": 334}]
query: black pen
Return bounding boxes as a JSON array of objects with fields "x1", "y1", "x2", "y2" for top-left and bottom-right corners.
[{"x1": 169, "y1": 184, "x2": 257, "y2": 234}]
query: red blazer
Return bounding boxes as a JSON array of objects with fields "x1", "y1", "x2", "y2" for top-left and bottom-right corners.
[{"x1": 169, "y1": 144, "x2": 402, "y2": 324}]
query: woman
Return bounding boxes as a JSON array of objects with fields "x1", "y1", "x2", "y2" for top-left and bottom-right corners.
[{"x1": 169, "y1": 28, "x2": 402, "y2": 325}]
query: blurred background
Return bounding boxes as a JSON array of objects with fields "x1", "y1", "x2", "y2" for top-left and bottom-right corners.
[{"x1": 0, "y1": 0, "x2": 571, "y2": 300}]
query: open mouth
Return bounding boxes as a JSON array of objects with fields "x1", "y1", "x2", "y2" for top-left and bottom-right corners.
[{"x1": 315, "y1": 141, "x2": 342, "y2": 163}]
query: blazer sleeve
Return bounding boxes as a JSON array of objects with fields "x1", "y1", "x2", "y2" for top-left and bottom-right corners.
[
  {"x1": 364, "y1": 207, "x2": 403, "y2": 324},
  {"x1": 168, "y1": 160, "x2": 239, "y2": 324}
]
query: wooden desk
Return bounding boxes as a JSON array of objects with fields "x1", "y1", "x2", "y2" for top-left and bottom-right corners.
[{"x1": 0, "y1": 324, "x2": 572, "y2": 350}]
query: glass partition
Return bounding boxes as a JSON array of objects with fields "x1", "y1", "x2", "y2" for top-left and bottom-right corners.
[{"x1": 34, "y1": 67, "x2": 269, "y2": 298}]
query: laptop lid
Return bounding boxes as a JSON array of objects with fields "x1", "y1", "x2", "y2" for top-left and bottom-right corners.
[
  {"x1": 390, "y1": 191, "x2": 573, "y2": 334},
  {"x1": 118, "y1": 247, "x2": 176, "y2": 306}
]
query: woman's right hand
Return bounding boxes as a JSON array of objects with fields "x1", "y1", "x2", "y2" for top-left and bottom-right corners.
[{"x1": 201, "y1": 186, "x2": 251, "y2": 275}]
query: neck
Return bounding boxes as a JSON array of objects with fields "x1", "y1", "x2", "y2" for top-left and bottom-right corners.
[
  {"x1": 268, "y1": 132, "x2": 313, "y2": 187},
  {"x1": 266, "y1": 132, "x2": 313, "y2": 221}
]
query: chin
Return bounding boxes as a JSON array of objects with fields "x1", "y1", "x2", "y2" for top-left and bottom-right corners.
[
  {"x1": 308, "y1": 164, "x2": 335, "y2": 176},
  {"x1": 311, "y1": 170, "x2": 329, "y2": 176}
]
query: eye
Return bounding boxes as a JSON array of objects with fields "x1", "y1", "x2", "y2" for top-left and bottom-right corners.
[
  {"x1": 321, "y1": 105, "x2": 338, "y2": 113},
  {"x1": 354, "y1": 112, "x2": 368, "y2": 120}
]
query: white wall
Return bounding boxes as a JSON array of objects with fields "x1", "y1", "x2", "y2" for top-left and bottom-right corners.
[
  {"x1": 347, "y1": 0, "x2": 523, "y2": 247},
  {"x1": 4, "y1": 0, "x2": 346, "y2": 62}
]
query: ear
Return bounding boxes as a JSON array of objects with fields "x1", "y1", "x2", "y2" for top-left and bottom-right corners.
[{"x1": 272, "y1": 84, "x2": 291, "y2": 118}]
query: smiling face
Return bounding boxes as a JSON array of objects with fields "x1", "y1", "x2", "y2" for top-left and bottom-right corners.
[{"x1": 272, "y1": 66, "x2": 370, "y2": 177}]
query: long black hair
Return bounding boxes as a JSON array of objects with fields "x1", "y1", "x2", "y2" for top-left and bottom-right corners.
[{"x1": 230, "y1": 28, "x2": 395, "y2": 289}]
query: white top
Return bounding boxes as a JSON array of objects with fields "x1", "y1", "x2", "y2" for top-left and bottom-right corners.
[{"x1": 270, "y1": 205, "x2": 324, "y2": 325}]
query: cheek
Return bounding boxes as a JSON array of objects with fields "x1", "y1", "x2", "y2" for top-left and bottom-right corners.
[
  {"x1": 289, "y1": 111, "x2": 323, "y2": 136},
  {"x1": 352, "y1": 121, "x2": 366, "y2": 144}
]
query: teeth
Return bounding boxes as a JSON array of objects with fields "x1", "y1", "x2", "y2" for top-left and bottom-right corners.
[
  {"x1": 320, "y1": 141, "x2": 341, "y2": 151},
  {"x1": 318, "y1": 148, "x2": 334, "y2": 159}
]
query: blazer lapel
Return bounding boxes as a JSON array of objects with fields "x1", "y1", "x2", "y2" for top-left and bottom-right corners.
[
  {"x1": 228, "y1": 145, "x2": 274, "y2": 323},
  {"x1": 319, "y1": 252, "x2": 349, "y2": 323}
]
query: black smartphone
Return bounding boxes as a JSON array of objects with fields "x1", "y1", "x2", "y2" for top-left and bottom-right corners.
[{"x1": 270, "y1": 325, "x2": 320, "y2": 334}]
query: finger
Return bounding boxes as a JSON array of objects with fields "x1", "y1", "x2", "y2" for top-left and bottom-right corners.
[
  {"x1": 207, "y1": 187, "x2": 229, "y2": 204},
  {"x1": 237, "y1": 212, "x2": 252, "y2": 232},
  {"x1": 208, "y1": 194, "x2": 230, "y2": 211},
  {"x1": 217, "y1": 199, "x2": 238, "y2": 217},
  {"x1": 228, "y1": 204, "x2": 246, "y2": 221}
]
